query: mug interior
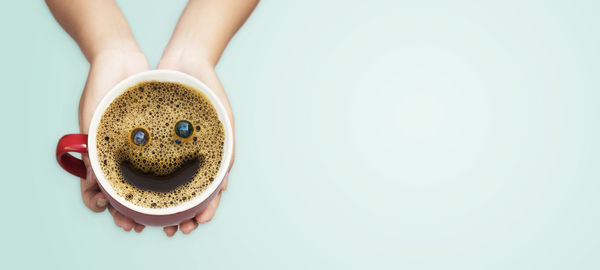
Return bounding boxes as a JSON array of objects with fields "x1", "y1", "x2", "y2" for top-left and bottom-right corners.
[{"x1": 87, "y1": 70, "x2": 233, "y2": 216}]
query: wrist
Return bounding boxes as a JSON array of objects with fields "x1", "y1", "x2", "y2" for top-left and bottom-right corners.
[
  {"x1": 160, "y1": 38, "x2": 217, "y2": 69},
  {"x1": 90, "y1": 47, "x2": 147, "y2": 68},
  {"x1": 159, "y1": 51, "x2": 215, "y2": 76},
  {"x1": 87, "y1": 37, "x2": 142, "y2": 63}
]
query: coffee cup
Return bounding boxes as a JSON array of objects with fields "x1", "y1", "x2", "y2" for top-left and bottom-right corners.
[{"x1": 56, "y1": 70, "x2": 234, "y2": 226}]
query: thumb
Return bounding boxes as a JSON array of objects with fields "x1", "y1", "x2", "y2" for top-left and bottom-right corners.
[{"x1": 80, "y1": 155, "x2": 108, "y2": 212}]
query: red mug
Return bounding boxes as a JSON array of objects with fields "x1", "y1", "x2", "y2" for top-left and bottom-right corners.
[{"x1": 56, "y1": 70, "x2": 234, "y2": 226}]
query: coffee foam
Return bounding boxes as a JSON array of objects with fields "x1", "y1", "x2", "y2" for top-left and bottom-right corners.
[{"x1": 96, "y1": 81, "x2": 225, "y2": 208}]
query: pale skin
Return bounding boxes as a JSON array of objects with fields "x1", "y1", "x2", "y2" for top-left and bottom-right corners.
[{"x1": 47, "y1": 0, "x2": 258, "y2": 236}]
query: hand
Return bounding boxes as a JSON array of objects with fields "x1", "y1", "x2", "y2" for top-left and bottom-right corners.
[
  {"x1": 157, "y1": 50, "x2": 236, "y2": 236},
  {"x1": 79, "y1": 49, "x2": 150, "y2": 233}
]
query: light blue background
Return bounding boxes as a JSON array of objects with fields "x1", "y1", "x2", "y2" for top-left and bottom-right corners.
[{"x1": 1, "y1": 0, "x2": 599, "y2": 269}]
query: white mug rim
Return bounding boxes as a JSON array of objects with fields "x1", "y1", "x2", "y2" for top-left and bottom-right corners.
[{"x1": 87, "y1": 70, "x2": 234, "y2": 216}]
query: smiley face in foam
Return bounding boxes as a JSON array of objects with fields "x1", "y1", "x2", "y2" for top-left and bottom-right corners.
[{"x1": 96, "y1": 81, "x2": 225, "y2": 208}]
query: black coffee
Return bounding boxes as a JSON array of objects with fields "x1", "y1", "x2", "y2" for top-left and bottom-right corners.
[{"x1": 96, "y1": 81, "x2": 225, "y2": 208}]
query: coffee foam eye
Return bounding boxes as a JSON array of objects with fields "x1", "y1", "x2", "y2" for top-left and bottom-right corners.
[
  {"x1": 174, "y1": 120, "x2": 194, "y2": 138},
  {"x1": 130, "y1": 127, "x2": 150, "y2": 146},
  {"x1": 96, "y1": 81, "x2": 225, "y2": 208}
]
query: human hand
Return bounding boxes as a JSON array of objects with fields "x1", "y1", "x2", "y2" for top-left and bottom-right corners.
[
  {"x1": 78, "y1": 49, "x2": 150, "y2": 233},
  {"x1": 48, "y1": 0, "x2": 251, "y2": 236},
  {"x1": 157, "y1": 51, "x2": 236, "y2": 236}
]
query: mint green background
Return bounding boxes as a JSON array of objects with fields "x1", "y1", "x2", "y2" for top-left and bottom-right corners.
[{"x1": 1, "y1": 0, "x2": 599, "y2": 269}]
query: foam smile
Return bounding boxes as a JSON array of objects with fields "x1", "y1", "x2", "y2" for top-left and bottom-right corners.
[{"x1": 119, "y1": 159, "x2": 200, "y2": 193}]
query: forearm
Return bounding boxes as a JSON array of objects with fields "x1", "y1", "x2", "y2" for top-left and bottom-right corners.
[
  {"x1": 46, "y1": 0, "x2": 140, "y2": 62},
  {"x1": 162, "y1": 0, "x2": 259, "y2": 67}
]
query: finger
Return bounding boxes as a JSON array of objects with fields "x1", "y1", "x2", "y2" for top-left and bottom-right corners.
[
  {"x1": 164, "y1": 226, "x2": 178, "y2": 237},
  {"x1": 88, "y1": 192, "x2": 108, "y2": 212},
  {"x1": 134, "y1": 224, "x2": 146, "y2": 233},
  {"x1": 227, "y1": 142, "x2": 235, "y2": 173},
  {"x1": 221, "y1": 173, "x2": 229, "y2": 191},
  {"x1": 195, "y1": 190, "x2": 223, "y2": 224},
  {"x1": 224, "y1": 134, "x2": 235, "y2": 188},
  {"x1": 108, "y1": 206, "x2": 135, "y2": 232},
  {"x1": 80, "y1": 160, "x2": 107, "y2": 212},
  {"x1": 179, "y1": 219, "x2": 198, "y2": 235},
  {"x1": 229, "y1": 147, "x2": 235, "y2": 171}
]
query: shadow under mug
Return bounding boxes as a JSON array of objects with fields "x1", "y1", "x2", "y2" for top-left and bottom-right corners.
[{"x1": 55, "y1": 70, "x2": 234, "y2": 226}]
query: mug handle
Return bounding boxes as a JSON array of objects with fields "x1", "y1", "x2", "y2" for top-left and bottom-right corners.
[{"x1": 56, "y1": 134, "x2": 89, "y2": 178}]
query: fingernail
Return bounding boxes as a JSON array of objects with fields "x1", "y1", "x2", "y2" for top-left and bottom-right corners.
[{"x1": 97, "y1": 198, "x2": 107, "y2": 208}]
